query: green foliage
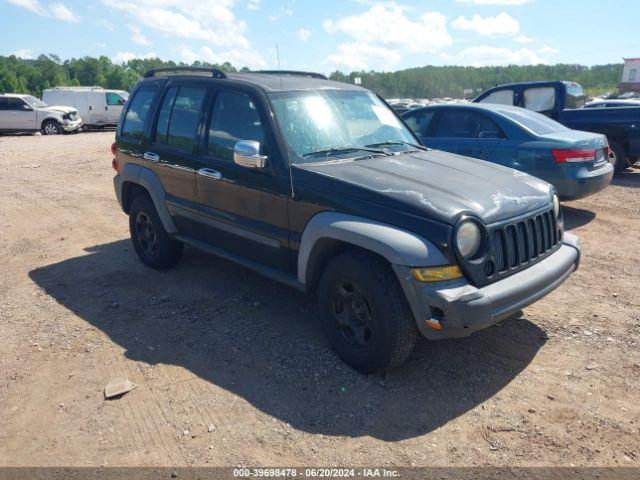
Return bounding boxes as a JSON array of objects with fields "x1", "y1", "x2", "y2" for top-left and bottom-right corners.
[
  {"x1": 330, "y1": 64, "x2": 624, "y2": 99},
  {"x1": 0, "y1": 54, "x2": 624, "y2": 99},
  {"x1": 0, "y1": 54, "x2": 241, "y2": 96}
]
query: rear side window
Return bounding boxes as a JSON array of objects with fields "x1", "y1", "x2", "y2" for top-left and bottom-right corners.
[
  {"x1": 404, "y1": 111, "x2": 434, "y2": 138},
  {"x1": 523, "y1": 87, "x2": 556, "y2": 113},
  {"x1": 154, "y1": 86, "x2": 207, "y2": 152},
  {"x1": 121, "y1": 86, "x2": 156, "y2": 141},
  {"x1": 207, "y1": 90, "x2": 265, "y2": 161},
  {"x1": 433, "y1": 110, "x2": 501, "y2": 139},
  {"x1": 0, "y1": 98, "x2": 8, "y2": 110},
  {"x1": 480, "y1": 89, "x2": 514, "y2": 106}
]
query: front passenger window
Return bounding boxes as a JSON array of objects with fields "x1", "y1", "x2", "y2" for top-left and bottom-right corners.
[
  {"x1": 207, "y1": 91, "x2": 265, "y2": 161},
  {"x1": 404, "y1": 111, "x2": 434, "y2": 139}
]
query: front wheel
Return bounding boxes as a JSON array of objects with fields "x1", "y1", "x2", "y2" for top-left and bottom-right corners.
[
  {"x1": 41, "y1": 120, "x2": 63, "y2": 135},
  {"x1": 317, "y1": 250, "x2": 417, "y2": 373},
  {"x1": 129, "y1": 196, "x2": 183, "y2": 270}
]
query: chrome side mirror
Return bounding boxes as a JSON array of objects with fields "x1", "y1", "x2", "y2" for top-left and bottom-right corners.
[{"x1": 234, "y1": 140, "x2": 267, "y2": 169}]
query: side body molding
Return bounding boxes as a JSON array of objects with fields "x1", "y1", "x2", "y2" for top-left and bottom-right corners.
[
  {"x1": 116, "y1": 163, "x2": 178, "y2": 234},
  {"x1": 297, "y1": 212, "x2": 449, "y2": 285}
]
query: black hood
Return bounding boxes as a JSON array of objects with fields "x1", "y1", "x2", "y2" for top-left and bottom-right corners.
[{"x1": 293, "y1": 149, "x2": 553, "y2": 226}]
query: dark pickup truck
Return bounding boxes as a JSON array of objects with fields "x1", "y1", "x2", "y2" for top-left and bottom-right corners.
[{"x1": 474, "y1": 81, "x2": 640, "y2": 171}]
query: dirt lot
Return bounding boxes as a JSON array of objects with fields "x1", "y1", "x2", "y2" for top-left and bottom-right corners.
[{"x1": 0, "y1": 131, "x2": 638, "y2": 467}]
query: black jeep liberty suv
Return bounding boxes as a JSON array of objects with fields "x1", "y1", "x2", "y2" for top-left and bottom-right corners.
[{"x1": 112, "y1": 67, "x2": 580, "y2": 373}]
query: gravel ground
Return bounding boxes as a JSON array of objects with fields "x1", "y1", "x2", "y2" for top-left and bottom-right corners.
[{"x1": 0, "y1": 131, "x2": 638, "y2": 467}]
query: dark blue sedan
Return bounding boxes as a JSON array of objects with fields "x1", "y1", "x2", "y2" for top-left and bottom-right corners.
[{"x1": 402, "y1": 103, "x2": 614, "y2": 200}]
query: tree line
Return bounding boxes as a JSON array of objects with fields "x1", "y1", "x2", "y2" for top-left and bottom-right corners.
[{"x1": 0, "y1": 54, "x2": 624, "y2": 99}]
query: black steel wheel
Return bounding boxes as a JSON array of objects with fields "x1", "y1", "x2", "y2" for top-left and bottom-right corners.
[
  {"x1": 318, "y1": 250, "x2": 417, "y2": 373},
  {"x1": 129, "y1": 195, "x2": 183, "y2": 270}
]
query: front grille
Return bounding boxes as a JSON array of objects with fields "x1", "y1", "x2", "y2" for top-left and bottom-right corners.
[{"x1": 489, "y1": 208, "x2": 560, "y2": 276}]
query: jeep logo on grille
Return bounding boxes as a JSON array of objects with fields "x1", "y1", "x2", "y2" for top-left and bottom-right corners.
[{"x1": 513, "y1": 197, "x2": 528, "y2": 206}]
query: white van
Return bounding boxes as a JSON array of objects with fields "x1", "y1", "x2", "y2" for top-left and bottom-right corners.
[{"x1": 42, "y1": 87, "x2": 128, "y2": 127}]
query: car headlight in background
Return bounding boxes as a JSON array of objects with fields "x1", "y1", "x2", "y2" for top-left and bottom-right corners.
[
  {"x1": 456, "y1": 221, "x2": 481, "y2": 259},
  {"x1": 553, "y1": 193, "x2": 560, "y2": 218}
]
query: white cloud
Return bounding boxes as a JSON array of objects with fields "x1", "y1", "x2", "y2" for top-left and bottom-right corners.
[
  {"x1": 113, "y1": 51, "x2": 157, "y2": 64},
  {"x1": 101, "y1": 0, "x2": 265, "y2": 68},
  {"x1": 268, "y1": 7, "x2": 293, "y2": 22},
  {"x1": 6, "y1": 0, "x2": 48, "y2": 16},
  {"x1": 455, "y1": 0, "x2": 531, "y2": 4},
  {"x1": 11, "y1": 48, "x2": 33, "y2": 59},
  {"x1": 514, "y1": 33, "x2": 534, "y2": 43},
  {"x1": 49, "y1": 3, "x2": 81, "y2": 22},
  {"x1": 246, "y1": 0, "x2": 259, "y2": 10},
  {"x1": 324, "y1": 3, "x2": 452, "y2": 54},
  {"x1": 324, "y1": 42, "x2": 401, "y2": 71},
  {"x1": 176, "y1": 45, "x2": 266, "y2": 69},
  {"x1": 128, "y1": 24, "x2": 152, "y2": 46},
  {"x1": 453, "y1": 45, "x2": 549, "y2": 66},
  {"x1": 452, "y1": 12, "x2": 519, "y2": 36},
  {"x1": 323, "y1": 1, "x2": 452, "y2": 71},
  {"x1": 296, "y1": 28, "x2": 311, "y2": 43}
]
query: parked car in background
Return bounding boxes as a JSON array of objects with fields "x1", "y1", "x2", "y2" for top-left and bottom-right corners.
[
  {"x1": 112, "y1": 67, "x2": 580, "y2": 373},
  {"x1": 582, "y1": 100, "x2": 640, "y2": 109},
  {"x1": 42, "y1": 87, "x2": 128, "y2": 128},
  {"x1": 402, "y1": 103, "x2": 613, "y2": 200},
  {"x1": 474, "y1": 81, "x2": 640, "y2": 171},
  {"x1": 0, "y1": 93, "x2": 82, "y2": 135}
]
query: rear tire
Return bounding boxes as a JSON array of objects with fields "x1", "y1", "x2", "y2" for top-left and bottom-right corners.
[
  {"x1": 610, "y1": 142, "x2": 630, "y2": 173},
  {"x1": 41, "y1": 119, "x2": 62, "y2": 135},
  {"x1": 317, "y1": 250, "x2": 417, "y2": 373},
  {"x1": 129, "y1": 195, "x2": 183, "y2": 270}
]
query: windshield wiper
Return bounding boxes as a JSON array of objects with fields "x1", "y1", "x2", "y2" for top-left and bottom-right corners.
[
  {"x1": 365, "y1": 141, "x2": 429, "y2": 152},
  {"x1": 302, "y1": 146, "x2": 391, "y2": 158}
]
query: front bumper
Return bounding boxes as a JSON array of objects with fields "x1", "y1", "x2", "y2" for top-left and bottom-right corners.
[
  {"x1": 62, "y1": 119, "x2": 83, "y2": 132},
  {"x1": 394, "y1": 232, "x2": 581, "y2": 340}
]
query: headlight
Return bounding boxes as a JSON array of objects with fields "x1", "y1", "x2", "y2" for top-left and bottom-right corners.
[
  {"x1": 456, "y1": 221, "x2": 481, "y2": 259},
  {"x1": 553, "y1": 194, "x2": 560, "y2": 218}
]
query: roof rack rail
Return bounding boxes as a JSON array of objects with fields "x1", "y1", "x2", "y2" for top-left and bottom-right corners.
[
  {"x1": 144, "y1": 67, "x2": 227, "y2": 79},
  {"x1": 252, "y1": 70, "x2": 328, "y2": 80}
]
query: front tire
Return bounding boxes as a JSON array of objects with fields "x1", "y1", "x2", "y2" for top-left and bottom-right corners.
[
  {"x1": 129, "y1": 195, "x2": 183, "y2": 270},
  {"x1": 317, "y1": 250, "x2": 417, "y2": 374},
  {"x1": 41, "y1": 119, "x2": 63, "y2": 135},
  {"x1": 610, "y1": 142, "x2": 630, "y2": 173}
]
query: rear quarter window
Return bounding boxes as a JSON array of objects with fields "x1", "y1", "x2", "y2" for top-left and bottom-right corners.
[{"x1": 121, "y1": 86, "x2": 157, "y2": 141}]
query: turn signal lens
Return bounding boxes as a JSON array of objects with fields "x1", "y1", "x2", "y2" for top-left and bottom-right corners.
[{"x1": 412, "y1": 265, "x2": 463, "y2": 282}]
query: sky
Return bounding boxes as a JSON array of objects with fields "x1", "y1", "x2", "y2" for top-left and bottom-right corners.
[{"x1": 1, "y1": 0, "x2": 640, "y2": 74}]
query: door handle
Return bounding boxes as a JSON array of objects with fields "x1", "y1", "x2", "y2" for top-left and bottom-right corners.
[
  {"x1": 197, "y1": 168, "x2": 222, "y2": 180},
  {"x1": 143, "y1": 152, "x2": 160, "y2": 163},
  {"x1": 105, "y1": 106, "x2": 108, "y2": 111}
]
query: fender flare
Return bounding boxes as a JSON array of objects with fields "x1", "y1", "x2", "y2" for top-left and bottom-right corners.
[
  {"x1": 297, "y1": 212, "x2": 449, "y2": 285},
  {"x1": 118, "y1": 163, "x2": 177, "y2": 234}
]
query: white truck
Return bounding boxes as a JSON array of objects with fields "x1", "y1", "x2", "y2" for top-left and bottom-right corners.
[
  {"x1": 0, "y1": 94, "x2": 82, "y2": 135},
  {"x1": 42, "y1": 87, "x2": 128, "y2": 128}
]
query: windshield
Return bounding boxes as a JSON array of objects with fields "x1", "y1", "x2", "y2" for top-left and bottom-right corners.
[
  {"x1": 269, "y1": 89, "x2": 418, "y2": 162},
  {"x1": 24, "y1": 95, "x2": 48, "y2": 108},
  {"x1": 500, "y1": 108, "x2": 569, "y2": 135}
]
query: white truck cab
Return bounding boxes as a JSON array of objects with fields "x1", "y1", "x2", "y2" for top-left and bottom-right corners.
[
  {"x1": 42, "y1": 87, "x2": 128, "y2": 128},
  {"x1": 0, "y1": 94, "x2": 82, "y2": 135}
]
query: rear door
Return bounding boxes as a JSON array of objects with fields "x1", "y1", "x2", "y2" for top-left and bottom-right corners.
[
  {"x1": 145, "y1": 80, "x2": 209, "y2": 237},
  {"x1": 194, "y1": 85, "x2": 291, "y2": 271},
  {"x1": 426, "y1": 108, "x2": 502, "y2": 160}
]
